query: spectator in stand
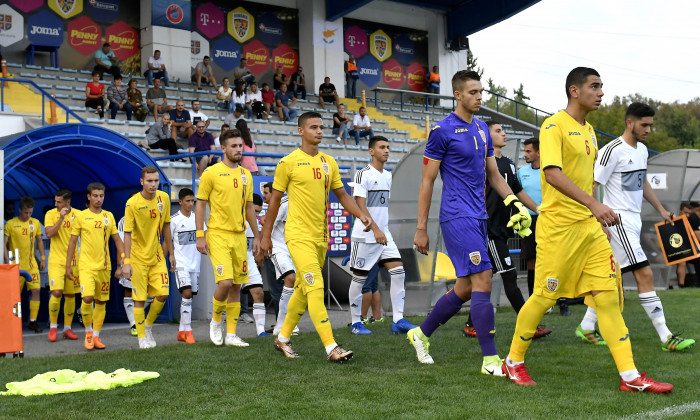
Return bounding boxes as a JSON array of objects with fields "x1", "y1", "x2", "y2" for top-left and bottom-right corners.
[
  {"x1": 273, "y1": 66, "x2": 288, "y2": 91},
  {"x1": 261, "y1": 82, "x2": 275, "y2": 118},
  {"x1": 345, "y1": 55, "x2": 359, "y2": 99},
  {"x1": 189, "y1": 99, "x2": 210, "y2": 129},
  {"x1": 290, "y1": 66, "x2": 306, "y2": 100},
  {"x1": 236, "y1": 119, "x2": 259, "y2": 175},
  {"x1": 146, "y1": 78, "x2": 171, "y2": 122},
  {"x1": 169, "y1": 100, "x2": 194, "y2": 143},
  {"x1": 275, "y1": 83, "x2": 298, "y2": 122},
  {"x1": 224, "y1": 104, "x2": 245, "y2": 127},
  {"x1": 248, "y1": 82, "x2": 265, "y2": 119},
  {"x1": 233, "y1": 58, "x2": 255, "y2": 88},
  {"x1": 426, "y1": 65, "x2": 440, "y2": 106},
  {"x1": 333, "y1": 103, "x2": 350, "y2": 144},
  {"x1": 676, "y1": 202, "x2": 700, "y2": 288},
  {"x1": 232, "y1": 82, "x2": 247, "y2": 118},
  {"x1": 318, "y1": 76, "x2": 339, "y2": 109},
  {"x1": 192, "y1": 56, "x2": 217, "y2": 90},
  {"x1": 216, "y1": 77, "x2": 233, "y2": 113},
  {"x1": 127, "y1": 79, "x2": 147, "y2": 122},
  {"x1": 214, "y1": 123, "x2": 229, "y2": 148},
  {"x1": 349, "y1": 106, "x2": 375, "y2": 145},
  {"x1": 144, "y1": 50, "x2": 169, "y2": 87},
  {"x1": 107, "y1": 75, "x2": 132, "y2": 120},
  {"x1": 85, "y1": 70, "x2": 106, "y2": 118},
  {"x1": 146, "y1": 114, "x2": 180, "y2": 158},
  {"x1": 93, "y1": 43, "x2": 121, "y2": 80},
  {"x1": 188, "y1": 120, "x2": 217, "y2": 177}
]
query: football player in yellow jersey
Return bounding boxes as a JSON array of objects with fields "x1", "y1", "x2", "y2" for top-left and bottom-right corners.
[
  {"x1": 45, "y1": 190, "x2": 81, "y2": 342},
  {"x1": 502, "y1": 67, "x2": 673, "y2": 394},
  {"x1": 261, "y1": 111, "x2": 372, "y2": 362},
  {"x1": 122, "y1": 166, "x2": 174, "y2": 349},
  {"x1": 66, "y1": 182, "x2": 124, "y2": 351},
  {"x1": 4, "y1": 196, "x2": 46, "y2": 333},
  {"x1": 196, "y1": 128, "x2": 259, "y2": 347}
]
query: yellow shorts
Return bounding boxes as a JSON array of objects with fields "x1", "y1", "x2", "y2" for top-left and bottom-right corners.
[
  {"x1": 20, "y1": 267, "x2": 41, "y2": 291},
  {"x1": 79, "y1": 269, "x2": 111, "y2": 301},
  {"x1": 49, "y1": 264, "x2": 80, "y2": 294},
  {"x1": 288, "y1": 240, "x2": 327, "y2": 295},
  {"x1": 207, "y1": 230, "x2": 248, "y2": 284},
  {"x1": 131, "y1": 260, "x2": 170, "y2": 301},
  {"x1": 534, "y1": 216, "x2": 618, "y2": 299}
]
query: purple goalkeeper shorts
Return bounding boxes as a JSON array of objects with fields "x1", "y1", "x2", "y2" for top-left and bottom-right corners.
[{"x1": 440, "y1": 217, "x2": 492, "y2": 277}]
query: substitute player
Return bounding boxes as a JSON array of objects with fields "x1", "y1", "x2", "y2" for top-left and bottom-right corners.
[
  {"x1": 66, "y1": 183, "x2": 123, "y2": 350},
  {"x1": 117, "y1": 191, "x2": 145, "y2": 337},
  {"x1": 4, "y1": 196, "x2": 46, "y2": 333},
  {"x1": 575, "y1": 102, "x2": 694, "y2": 352},
  {"x1": 123, "y1": 166, "x2": 174, "y2": 349},
  {"x1": 171, "y1": 188, "x2": 201, "y2": 344},
  {"x1": 348, "y1": 135, "x2": 417, "y2": 335},
  {"x1": 243, "y1": 193, "x2": 268, "y2": 336},
  {"x1": 410, "y1": 71, "x2": 531, "y2": 374},
  {"x1": 45, "y1": 190, "x2": 80, "y2": 341},
  {"x1": 261, "y1": 111, "x2": 373, "y2": 362},
  {"x1": 502, "y1": 67, "x2": 673, "y2": 393},
  {"x1": 196, "y1": 128, "x2": 259, "y2": 347}
]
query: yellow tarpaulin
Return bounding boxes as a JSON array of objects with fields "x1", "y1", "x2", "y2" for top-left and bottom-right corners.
[{"x1": 1, "y1": 369, "x2": 159, "y2": 396}]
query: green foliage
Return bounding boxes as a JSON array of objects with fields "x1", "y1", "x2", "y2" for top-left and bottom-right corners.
[{"x1": 1, "y1": 290, "x2": 698, "y2": 419}]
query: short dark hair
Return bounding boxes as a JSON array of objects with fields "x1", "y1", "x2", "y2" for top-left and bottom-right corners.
[
  {"x1": 368, "y1": 135, "x2": 388, "y2": 149},
  {"x1": 523, "y1": 137, "x2": 540, "y2": 151},
  {"x1": 451, "y1": 70, "x2": 481, "y2": 92},
  {"x1": 87, "y1": 182, "x2": 105, "y2": 194},
  {"x1": 234, "y1": 104, "x2": 244, "y2": 114},
  {"x1": 221, "y1": 123, "x2": 230, "y2": 129},
  {"x1": 203, "y1": 55, "x2": 210, "y2": 60},
  {"x1": 690, "y1": 201, "x2": 700, "y2": 209},
  {"x1": 565, "y1": 67, "x2": 600, "y2": 99},
  {"x1": 102, "y1": 42, "x2": 110, "y2": 48},
  {"x1": 262, "y1": 82, "x2": 269, "y2": 88},
  {"x1": 220, "y1": 128, "x2": 242, "y2": 147},
  {"x1": 263, "y1": 182, "x2": 273, "y2": 192},
  {"x1": 298, "y1": 111, "x2": 323, "y2": 127},
  {"x1": 486, "y1": 120, "x2": 501, "y2": 129},
  {"x1": 252, "y1": 193, "x2": 263, "y2": 206},
  {"x1": 680, "y1": 202, "x2": 692, "y2": 211},
  {"x1": 92, "y1": 69, "x2": 100, "y2": 77},
  {"x1": 154, "y1": 49, "x2": 160, "y2": 55},
  {"x1": 191, "y1": 99, "x2": 199, "y2": 106},
  {"x1": 114, "y1": 74, "x2": 122, "y2": 81},
  {"x1": 141, "y1": 165, "x2": 158, "y2": 178},
  {"x1": 625, "y1": 102, "x2": 655, "y2": 120},
  {"x1": 179, "y1": 188, "x2": 195, "y2": 200},
  {"x1": 19, "y1": 196, "x2": 34, "y2": 210},
  {"x1": 55, "y1": 189, "x2": 72, "y2": 200}
]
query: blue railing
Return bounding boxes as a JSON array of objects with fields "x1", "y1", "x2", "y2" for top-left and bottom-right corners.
[{"x1": 0, "y1": 77, "x2": 86, "y2": 124}]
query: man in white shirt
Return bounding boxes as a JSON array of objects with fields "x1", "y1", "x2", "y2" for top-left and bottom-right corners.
[
  {"x1": 348, "y1": 107, "x2": 375, "y2": 145},
  {"x1": 247, "y1": 82, "x2": 265, "y2": 119},
  {"x1": 145, "y1": 50, "x2": 169, "y2": 86},
  {"x1": 189, "y1": 99, "x2": 210, "y2": 129},
  {"x1": 575, "y1": 102, "x2": 695, "y2": 352},
  {"x1": 171, "y1": 188, "x2": 202, "y2": 344}
]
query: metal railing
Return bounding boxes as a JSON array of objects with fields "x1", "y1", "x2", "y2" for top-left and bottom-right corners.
[
  {"x1": 371, "y1": 87, "x2": 455, "y2": 111},
  {"x1": 0, "y1": 77, "x2": 86, "y2": 124}
]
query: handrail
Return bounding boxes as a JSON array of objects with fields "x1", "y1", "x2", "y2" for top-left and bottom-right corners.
[
  {"x1": 371, "y1": 87, "x2": 455, "y2": 111},
  {"x1": 152, "y1": 150, "x2": 390, "y2": 192},
  {"x1": 0, "y1": 77, "x2": 86, "y2": 124}
]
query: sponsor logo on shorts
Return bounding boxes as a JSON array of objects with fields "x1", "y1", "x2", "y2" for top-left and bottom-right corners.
[
  {"x1": 355, "y1": 257, "x2": 365, "y2": 268},
  {"x1": 469, "y1": 251, "x2": 481, "y2": 265},
  {"x1": 50, "y1": 279, "x2": 54, "y2": 287},
  {"x1": 216, "y1": 265, "x2": 224, "y2": 276},
  {"x1": 546, "y1": 277, "x2": 558, "y2": 292},
  {"x1": 669, "y1": 233, "x2": 683, "y2": 248},
  {"x1": 504, "y1": 257, "x2": 511, "y2": 266},
  {"x1": 304, "y1": 272, "x2": 314, "y2": 285}
]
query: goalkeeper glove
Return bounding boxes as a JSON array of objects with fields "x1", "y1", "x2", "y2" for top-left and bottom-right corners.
[{"x1": 504, "y1": 194, "x2": 532, "y2": 238}]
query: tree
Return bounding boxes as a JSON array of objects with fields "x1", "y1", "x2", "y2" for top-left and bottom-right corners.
[
  {"x1": 466, "y1": 50, "x2": 483, "y2": 78},
  {"x1": 513, "y1": 83, "x2": 530, "y2": 103}
]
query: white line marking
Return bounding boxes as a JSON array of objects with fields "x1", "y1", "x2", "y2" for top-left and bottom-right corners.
[{"x1": 621, "y1": 401, "x2": 700, "y2": 420}]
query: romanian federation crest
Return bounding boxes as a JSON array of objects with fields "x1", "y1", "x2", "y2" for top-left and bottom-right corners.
[
  {"x1": 469, "y1": 251, "x2": 481, "y2": 266},
  {"x1": 233, "y1": 12, "x2": 250, "y2": 41},
  {"x1": 355, "y1": 258, "x2": 365, "y2": 268},
  {"x1": 478, "y1": 129, "x2": 486, "y2": 143},
  {"x1": 546, "y1": 277, "x2": 559, "y2": 292},
  {"x1": 321, "y1": 163, "x2": 329, "y2": 174},
  {"x1": 157, "y1": 202, "x2": 164, "y2": 213},
  {"x1": 58, "y1": 0, "x2": 77, "y2": 15},
  {"x1": 216, "y1": 265, "x2": 224, "y2": 276},
  {"x1": 241, "y1": 174, "x2": 248, "y2": 185},
  {"x1": 304, "y1": 272, "x2": 314, "y2": 285}
]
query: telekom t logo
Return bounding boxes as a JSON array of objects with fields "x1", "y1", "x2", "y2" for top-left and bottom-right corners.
[
  {"x1": 347, "y1": 35, "x2": 356, "y2": 47},
  {"x1": 200, "y1": 13, "x2": 210, "y2": 26}
]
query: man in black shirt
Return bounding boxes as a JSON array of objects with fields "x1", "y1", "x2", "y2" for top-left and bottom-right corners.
[
  {"x1": 318, "y1": 77, "x2": 339, "y2": 109},
  {"x1": 462, "y1": 121, "x2": 550, "y2": 338}
]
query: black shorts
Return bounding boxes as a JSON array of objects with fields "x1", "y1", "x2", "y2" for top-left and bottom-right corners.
[
  {"x1": 321, "y1": 95, "x2": 335, "y2": 102},
  {"x1": 520, "y1": 214, "x2": 538, "y2": 260},
  {"x1": 487, "y1": 236, "x2": 515, "y2": 274}
]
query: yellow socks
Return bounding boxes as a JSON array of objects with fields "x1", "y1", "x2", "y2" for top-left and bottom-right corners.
[
  {"x1": 212, "y1": 297, "x2": 226, "y2": 323},
  {"x1": 29, "y1": 300, "x2": 40, "y2": 321},
  {"x1": 48, "y1": 295, "x2": 61, "y2": 325},
  {"x1": 63, "y1": 296, "x2": 75, "y2": 328},
  {"x1": 226, "y1": 302, "x2": 240, "y2": 335},
  {"x1": 594, "y1": 290, "x2": 636, "y2": 373},
  {"x1": 92, "y1": 303, "x2": 106, "y2": 332},
  {"x1": 81, "y1": 300, "x2": 93, "y2": 328},
  {"x1": 281, "y1": 289, "x2": 307, "y2": 338},
  {"x1": 509, "y1": 294, "x2": 556, "y2": 363},
  {"x1": 146, "y1": 298, "x2": 166, "y2": 325},
  {"x1": 307, "y1": 289, "x2": 335, "y2": 347},
  {"x1": 134, "y1": 307, "x2": 146, "y2": 338}
]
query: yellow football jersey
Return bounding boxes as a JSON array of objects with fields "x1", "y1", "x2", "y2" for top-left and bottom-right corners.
[
  {"x1": 539, "y1": 110, "x2": 598, "y2": 224},
  {"x1": 4, "y1": 217, "x2": 42, "y2": 271},
  {"x1": 71, "y1": 209, "x2": 117, "y2": 271},
  {"x1": 45, "y1": 207, "x2": 81, "y2": 267},
  {"x1": 124, "y1": 190, "x2": 171, "y2": 265},
  {"x1": 197, "y1": 162, "x2": 253, "y2": 233},
  {"x1": 273, "y1": 148, "x2": 343, "y2": 242}
]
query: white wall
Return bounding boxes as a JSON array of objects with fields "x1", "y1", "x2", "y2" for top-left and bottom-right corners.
[
  {"x1": 140, "y1": 1, "x2": 193, "y2": 82},
  {"x1": 0, "y1": 115, "x2": 26, "y2": 137}
]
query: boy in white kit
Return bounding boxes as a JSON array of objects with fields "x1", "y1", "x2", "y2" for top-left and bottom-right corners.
[
  {"x1": 348, "y1": 136, "x2": 417, "y2": 335},
  {"x1": 171, "y1": 188, "x2": 202, "y2": 343},
  {"x1": 243, "y1": 193, "x2": 268, "y2": 336}
]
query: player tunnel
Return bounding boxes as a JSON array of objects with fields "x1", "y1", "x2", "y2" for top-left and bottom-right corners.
[{"x1": 1, "y1": 123, "x2": 173, "y2": 323}]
